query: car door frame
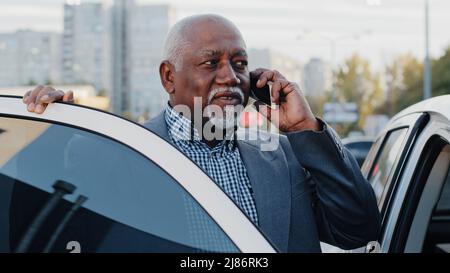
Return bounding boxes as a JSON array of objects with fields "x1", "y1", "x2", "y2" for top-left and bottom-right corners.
[
  {"x1": 0, "y1": 95, "x2": 276, "y2": 253},
  {"x1": 378, "y1": 112, "x2": 450, "y2": 252}
]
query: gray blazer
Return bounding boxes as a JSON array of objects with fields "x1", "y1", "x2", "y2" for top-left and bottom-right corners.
[{"x1": 143, "y1": 111, "x2": 381, "y2": 253}]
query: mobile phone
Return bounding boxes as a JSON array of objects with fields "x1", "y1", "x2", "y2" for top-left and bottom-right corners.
[{"x1": 250, "y1": 76, "x2": 272, "y2": 105}]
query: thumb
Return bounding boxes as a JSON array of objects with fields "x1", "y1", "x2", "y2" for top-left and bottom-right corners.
[{"x1": 253, "y1": 101, "x2": 279, "y2": 129}]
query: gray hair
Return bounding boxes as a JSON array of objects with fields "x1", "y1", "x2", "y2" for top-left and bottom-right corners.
[
  {"x1": 162, "y1": 14, "x2": 244, "y2": 71},
  {"x1": 162, "y1": 21, "x2": 191, "y2": 71}
]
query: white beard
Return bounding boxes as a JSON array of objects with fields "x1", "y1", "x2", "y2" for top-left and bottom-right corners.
[{"x1": 206, "y1": 87, "x2": 244, "y2": 130}]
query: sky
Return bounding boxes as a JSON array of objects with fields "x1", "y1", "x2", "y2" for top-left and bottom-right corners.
[{"x1": 1, "y1": 0, "x2": 449, "y2": 71}]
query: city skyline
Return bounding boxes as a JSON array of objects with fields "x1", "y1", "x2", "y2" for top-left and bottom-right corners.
[{"x1": 1, "y1": 0, "x2": 450, "y2": 71}]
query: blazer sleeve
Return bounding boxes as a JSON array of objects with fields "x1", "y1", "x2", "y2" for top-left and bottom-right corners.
[{"x1": 284, "y1": 118, "x2": 381, "y2": 249}]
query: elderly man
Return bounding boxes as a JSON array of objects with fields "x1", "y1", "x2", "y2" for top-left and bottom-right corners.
[{"x1": 23, "y1": 14, "x2": 380, "y2": 252}]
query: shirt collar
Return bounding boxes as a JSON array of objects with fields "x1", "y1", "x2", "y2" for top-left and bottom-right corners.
[{"x1": 164, "y1": 103, "x2": 236, "y2": 151}]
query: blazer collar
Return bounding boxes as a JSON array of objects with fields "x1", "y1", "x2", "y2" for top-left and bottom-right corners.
[{"x1": 143, "y1": 111, "x2": 291, "y2": 252}]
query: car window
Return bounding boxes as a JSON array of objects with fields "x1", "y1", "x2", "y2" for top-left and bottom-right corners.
[
  {"x1": 368, "y1": 128, "x2": 409, "y2": 205},
  {"x1": 435, "y1": 170, "x2": 450, "y2": 213},
  {"x1": 423, "y1": 166, "x2": 450, "y2": 253},
  {"x1": 0, "y1": 116, "x2": 239, "y2": 253},
  {"x1": 346, "y1": 141, "x2": 373, "y2": 151}
]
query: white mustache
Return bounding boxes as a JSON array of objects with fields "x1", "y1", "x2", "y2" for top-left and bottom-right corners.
[{"x1": 207, "y1": 87, "x2": 244, "y2": 105}]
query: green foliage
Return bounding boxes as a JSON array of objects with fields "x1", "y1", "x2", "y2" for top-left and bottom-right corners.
[
  {"x1": 381, "y1": 44, "x2": 450, "y2": 116},
  {"x1": 382, "y1": 53, "x2": 423, "y2": 115},
  {"x1": 432, "y1": 46, "x2": 450, "y2": 96},
  {"x1": 330, "y1": 44, "x2": 450, "y2": 137},
  {"x1": 335, "y1": 53, "x2": 384, "y2": 136}
]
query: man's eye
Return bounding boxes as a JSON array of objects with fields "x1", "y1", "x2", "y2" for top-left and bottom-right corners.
[
  {"x1": 204, "y1": 60, "x2": 218, "y2": 66},
  {"x1": 235, "y1": 60, "x2": 248, "y2": 67}
]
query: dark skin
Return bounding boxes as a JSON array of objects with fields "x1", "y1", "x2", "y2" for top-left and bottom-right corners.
[
  {"x1": 159, "y1": 18, "x2": 250, "y2": 147},
  {"x1": 23, "y1": 15, "x2": 320, "y2": 149}
]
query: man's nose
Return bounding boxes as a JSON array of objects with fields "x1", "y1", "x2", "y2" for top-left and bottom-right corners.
[{"x1": 216, "y1": 62, "x2": 239, "y2": 86}]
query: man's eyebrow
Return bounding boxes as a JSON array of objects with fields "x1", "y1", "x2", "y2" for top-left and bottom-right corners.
[
  {"x1": 198, "y1": 49, "x2": 223, "y2": 57},
  {"x1": 234, "y1": 50, "x2": 247, "y2": 57},
  {"x1": 197, "y1": 49, "x2": 247, "y2": 58}
]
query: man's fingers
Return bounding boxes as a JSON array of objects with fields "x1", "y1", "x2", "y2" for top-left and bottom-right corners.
[
  {"x1": 33, "y1": 86, "x2": 55, "y2": 104},
  {"x1": 253, "y1": 69, "x2": 287, "y2": 89},
  {"x1": 27, "y1": 102, "x2": 36, "y2": 112},
  {"x1": 23, "y1": 85, "x2": 69, "y2": 114},
  {"x1": 28, "y1": 85, "x2": 45, "y2": 105},
  {"x1": 34, "y1": 103, "x2": 47, "y2": 114},
  {"x1": 271, "y1": 79, "x2": 291, "y2": 104},
  {"x1": 256, "y1": 70, "x2": 274, "y2": 88},
  {"x1": 37, "y1": 89, "x2": 64, "y2": 104},
  {"x1": 63, "y1": 90, "x2": 74, "y2": 102},
  {"x1": 250, "y1": 68, "x2": 267, "y2": 79},
  {"x1": 23, "y1": 90, "x2": 31, "y2": 103}
]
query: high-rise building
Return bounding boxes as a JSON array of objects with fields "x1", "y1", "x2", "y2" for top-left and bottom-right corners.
[
  {"x1": 108, "y1": 0, "x2": 130, "y2": 116},
  {"x1": 108, "y1": 0, "x2": 176, "y2": 119},
  {"x1": 0, "y1": 30, "x2": 61, "y2": 87},
  {"x1": 303, "y1": 58, "x2": 332, "y2": 98},
  {"x1": 62, "y1": 2, "x2": 106, "y2": 92}
]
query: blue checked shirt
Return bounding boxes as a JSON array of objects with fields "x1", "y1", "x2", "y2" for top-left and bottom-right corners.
[{"x1": 165, "y1": 106, "x2": 259, "y2": 225}]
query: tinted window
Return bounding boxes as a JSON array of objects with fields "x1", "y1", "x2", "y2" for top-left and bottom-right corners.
[
  {"x1": 0, "y1": 116, "x2": 238, "y2": 253},
  {"x1": 436, "y1": 169, "x2": 450, "y2": 213},
  {"x1": 345, "y1": 141, "x2": 373, "y2": 151},
  {"x1": 368, "y1": 128, "x2": 409, "y2": 205}
]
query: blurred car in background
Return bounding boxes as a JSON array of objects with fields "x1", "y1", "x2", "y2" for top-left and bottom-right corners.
[
  {"x1": 342, "y1": 136, "x2": 374, "y2": 167},
  {"x1": 361, "y1": 94, "x2": 450, "y2": 253}
]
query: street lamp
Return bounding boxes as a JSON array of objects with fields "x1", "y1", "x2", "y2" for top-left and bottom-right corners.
[
  {"x1": 423, "y1": 0, "x2": 432, "y2": 100},
  {"x1": 297, "y1": 30, "x2": 372, "y2": 129}
]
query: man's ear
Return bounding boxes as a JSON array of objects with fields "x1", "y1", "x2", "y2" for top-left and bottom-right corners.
[{"x1": 159, "y1": 61, "x2": 175, "y2": 95}]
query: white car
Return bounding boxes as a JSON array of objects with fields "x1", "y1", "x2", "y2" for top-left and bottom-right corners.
[
  {"x1": 0, "y1": 95, "x2": 276, "y2": 253},
  {"x1": 361, "y1": 95, "x2": 450, "y2": 253}
]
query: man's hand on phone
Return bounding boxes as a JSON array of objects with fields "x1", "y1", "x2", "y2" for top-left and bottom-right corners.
[
  {"x1": 23, "y1": 85, "x2": 74, "y2": 114},
  {"x1": 250, "y1": 68, "x2": 320, "y2": 133}
]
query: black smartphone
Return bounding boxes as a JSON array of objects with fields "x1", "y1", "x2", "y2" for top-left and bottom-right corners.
[{"x1": 250, "y1": 76, "x2": 271, "y2": 105}]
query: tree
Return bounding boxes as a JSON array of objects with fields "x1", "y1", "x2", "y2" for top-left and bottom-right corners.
[
  {"x1": 432, "y1": 46, "x2": 450, "y2": 96},
  {"x1": 335, "y1": 53, "x2": 384, "y2": 135},
  {"x1": 382, "y1": 53, "x2": 423, "y2": 116}
]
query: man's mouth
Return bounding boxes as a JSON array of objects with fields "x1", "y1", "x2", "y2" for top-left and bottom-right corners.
[{"x1": 211, "y1": 91, "x2": 243, "y2": 106}]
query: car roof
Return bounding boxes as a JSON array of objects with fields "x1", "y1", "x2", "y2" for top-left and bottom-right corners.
[{"x1": 392, "y1": 94, "x2": 450, "y2": 122}]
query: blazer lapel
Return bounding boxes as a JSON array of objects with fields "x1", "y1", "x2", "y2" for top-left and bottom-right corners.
[
  {"x1": 237, "y1": 139, "x2": 291, "y2": 252},
  {"x1": 145, "y1": 112, "x2": 291, "y2": 252},
  {"x1": 142, "y1": 111, "x2": 171, "y2": 142}
]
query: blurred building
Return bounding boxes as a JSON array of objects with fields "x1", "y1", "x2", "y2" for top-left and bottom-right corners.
[
  {"x1": 106, "y1": 0, "x2": 176, "y2": 120},
  {"x1": 0, "y1": 30, "x2": 61, "y2": 87},
  {"x1": 60, "y1": 0, "x2": 176, "y2": 120},
  {"x1": 248, "y1": 48, "x2": 303, "y2": 86},
  {"x1": 125, "y1": 2, "x2": 175, "y2": 119},
  {"x1": 62, "y1": 2, "x2": 106, "y2": 92},
  {"x1": 303, "y1": 58, "x2": 332, "y2": 98}
]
